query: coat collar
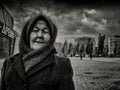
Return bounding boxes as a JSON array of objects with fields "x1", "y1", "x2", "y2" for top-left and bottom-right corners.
[
  {"x1": 26, "y1": 55, "x2": 55, "y2": 77},
  {"x1": 13, "y1": 54, "x2": 55, "y2": 80}
]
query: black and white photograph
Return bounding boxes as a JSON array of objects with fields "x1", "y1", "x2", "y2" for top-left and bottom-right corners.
[{"x1": 0, "y1": 0, "x2": 120, "y2": 90}]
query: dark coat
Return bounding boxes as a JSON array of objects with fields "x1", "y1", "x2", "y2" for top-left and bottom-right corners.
[{"x1": 0, "y1": 54, "x2": 75, "y2": 90}]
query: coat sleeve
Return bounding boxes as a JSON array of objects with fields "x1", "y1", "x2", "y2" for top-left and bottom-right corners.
[
  {"x1": 0, "y1": 59, "x2": 7, "y2": 90},
  {"x1": 57, "y1": 58, "x2": 75, "y2": 90}
]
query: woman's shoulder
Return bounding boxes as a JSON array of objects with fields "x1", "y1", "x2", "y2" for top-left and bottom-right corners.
[
  {"x1": 54, "y1": 55, "x2": 71, "y2": 66},
  {"x1": 54, "y1": 55, "x2": 73, "y2": 76},
  {"x1": 1, "y1": 53, "x2": 20, "y2": 73},
  {"x1": 3, "y1": 53, "x2": 20, "y2": 65},
  {"x1": 6, "y1": 53, "x2": 19, "y2": 60}
]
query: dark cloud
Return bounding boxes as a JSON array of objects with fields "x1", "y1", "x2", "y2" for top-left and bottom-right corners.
[
  {"x1": 54, "y1": 0, "x2": 120, "y2": 6},
  {"x1": 1, "y1": 0, "x2": 120, "y2": 44},
  {"x1": 105, "y1": 21, "x2": 120, "y2": 34},
  {"x1": 1, "y1": 0, "x2": 120, "y2": 9}
]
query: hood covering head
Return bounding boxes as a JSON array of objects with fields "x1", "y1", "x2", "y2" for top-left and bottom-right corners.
[
  {"x1": 19, "y1": 14, "x2": 57, "y2": 55},
  {"x1": 19, "y1": 14, "x2": 58, "y2": 72}
]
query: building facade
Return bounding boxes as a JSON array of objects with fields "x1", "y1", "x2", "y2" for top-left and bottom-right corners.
[
  {"x1": 54, "y1": 42, "x2": 63, "y2": 56},
  {"x1": 98, "y1": 34, "x2": 105, "y2": 56},
  {"x1": 108, "y1": 35, "x2": 120, "y2": 57},
  {"x1": 0, "y1": 3, "x2": 18, "y2": 58}
]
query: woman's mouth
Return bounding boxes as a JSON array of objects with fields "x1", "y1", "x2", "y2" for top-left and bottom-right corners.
[{"x1": 34, "y1": 38, "x2": 45, "y2": 43}]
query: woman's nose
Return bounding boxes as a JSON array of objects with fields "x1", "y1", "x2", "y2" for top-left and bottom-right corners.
[{"x1": 37, "y1": 30, "x2": 43, "y2": 37}]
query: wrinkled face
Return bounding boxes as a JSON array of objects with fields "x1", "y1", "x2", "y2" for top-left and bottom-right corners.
[{"x1": 30, "y1": 20, "x2": 51, "y2": 50}]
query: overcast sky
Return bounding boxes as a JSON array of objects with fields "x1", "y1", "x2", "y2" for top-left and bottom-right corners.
[{"x1": 2, "y1": 0, "x2": 120, "y2": 45}]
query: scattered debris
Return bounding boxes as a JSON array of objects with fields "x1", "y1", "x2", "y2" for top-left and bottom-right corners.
[
  {"x1": 84, "y1": 72, "x2": 93, "y2": 74},
  {"x1": 92, "y1": 76, "x2": 110, "y2": 79}
]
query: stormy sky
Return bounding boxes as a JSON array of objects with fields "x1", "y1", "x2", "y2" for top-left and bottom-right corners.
[{"x1": 1, "y1": 0, "x2": 120, "y2": 45}]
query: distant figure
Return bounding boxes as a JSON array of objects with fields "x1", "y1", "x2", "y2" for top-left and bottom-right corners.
[
  {"x1": 79, "y1": 44, "x2": 84, "y2": 60},
  {"x1": 90, "y1": 54, "x2": 92, "y2": 60},
  {"x1": 80, "y1": 54, "x2": 82, "y2": 60},
  {"x1": 0, "y1": 14, "x2": 75, "y2": 90}
]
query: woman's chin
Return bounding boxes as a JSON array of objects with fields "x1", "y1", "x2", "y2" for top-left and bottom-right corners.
[{"x1": 31, "y1": 43, "x2": 45, "y2": 50}]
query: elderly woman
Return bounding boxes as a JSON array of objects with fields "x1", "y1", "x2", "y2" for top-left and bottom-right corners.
[{"x1": 0, "y1": 14, "x2": 75, "y2": 90}]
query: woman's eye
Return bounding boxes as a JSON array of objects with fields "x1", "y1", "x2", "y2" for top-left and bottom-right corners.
[
  {"x1": 32, "y1": 29, "x2": 38, "y2": 32},
  {"x1": 42, "y1": 29, "x2": 49, "y2": 34},
  {"x1": 43, "y1": 30, "x2": 47, "y2": 33}
]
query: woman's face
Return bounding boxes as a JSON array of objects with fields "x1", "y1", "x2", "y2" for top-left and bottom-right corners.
[{"x1": 30, "y1": 20, "x2": 51, "y2": 50}]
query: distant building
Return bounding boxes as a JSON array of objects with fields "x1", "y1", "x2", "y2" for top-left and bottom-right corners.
[
  {"x1": 74, "y1": 37, "x2": 96, "y2": 56},
  {"x1": 54, "y1": 42, "x2": 63, "y2": 56},
  {"x1": 98, "y1": 34, "x2": 105, "y2": 56},
  {"x1": 108, "y1": 35, "x2": 120, "y2": 57},
  {"x1": 0, "y1": 3, "x2": 18, "y2": 58}
]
